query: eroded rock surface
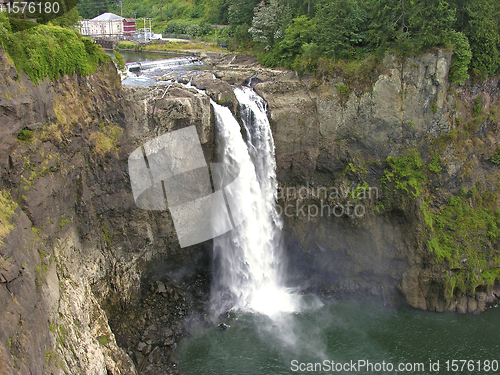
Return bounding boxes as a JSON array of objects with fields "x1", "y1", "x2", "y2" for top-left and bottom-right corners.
[
  {"x1": 253, "y1": 51, "x2": 500, "y2": 312},
  {"x1": 0, "y1": 48, "x2": 213, "y2": 374}
]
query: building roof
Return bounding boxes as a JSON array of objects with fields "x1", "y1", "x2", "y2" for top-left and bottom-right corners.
[{"x1": 91, "y1": 12, "x2": 124, "y2": 21}]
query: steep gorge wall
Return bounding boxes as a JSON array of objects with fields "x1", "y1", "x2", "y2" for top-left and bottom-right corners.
[{"x1": 0, "y1": 47, "x2": 219, "y2": 374}]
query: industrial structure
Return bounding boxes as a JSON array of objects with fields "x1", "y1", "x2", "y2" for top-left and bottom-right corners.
[{"x1": 79, "y1": 12, "x2": 136, "y2": 39}]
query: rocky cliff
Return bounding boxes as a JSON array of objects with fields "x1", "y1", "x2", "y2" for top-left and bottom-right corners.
[
  {"x1": 0, "y1": 46, "x2": 220, "y2": 374},
  {"x1": 200, "y1": 50, "x2": 500, "y2": 313}
]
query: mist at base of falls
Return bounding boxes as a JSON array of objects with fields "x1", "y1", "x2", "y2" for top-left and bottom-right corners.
[{"x1": 178, "y1": 300, "x2": 500, "y2": 375}]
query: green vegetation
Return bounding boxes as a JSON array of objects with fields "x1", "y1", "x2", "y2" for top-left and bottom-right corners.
[
  {"x1": 17, "y1": 129, "x2": 34, "y2": 143},
  {"x1": 113, "y1": 50, "x2": 126, "y2": 76},
  {"x1": 422, "y1": 187, "x2": 500, "y2": 296},
  {"x1": 340, "y1": 161, "x2": 367, "y2": 177},
  {"x1": 73, "y1": 0, "x2": 500, "y2": 81},
  {"x1": 376, "y1": 90, "x2": 500, "y2": 297},
  {"x1": 89, "y1": 123, "x2": 123, "y2": 156},
  {"x1": 0, "y1": 13, "x2": 109, "y2": 84},
  {"x1": 116, "y1": 41, "x2": 136, "y2": 49},
  {"x1": 118, "y1": 40, "x2": 227, "y2": 53},
  {"x1": 335, "y1": 83, "x2": 350, "y2": 98},
  {"x1": 45, "y1": 348, "x2": 59, "y2": 365},
  {"x1": 96, "y1": 214, "x2": 113, "y2": 255},
  {"x1": 428, "y1": 152, "x2": 443, "y2": 173},
  {"x1": 0, "y1": 190, "x2": 17, "y2": 244},
  {"x1": 431, "y1": 100, "x2": 438, "y2": 114},
  {"x1": 448, "y1": 30, "x2": 473, "y2": 83},
  {"x1": 378, "y1": 141, "x2": 500, "y2": 297},
  {"x1": 60, "y1": 218, "x2": 71, "y2": 229},
  {"x1": 491, "y1": 148, "x2": 500, "y2": 164},
  {"x1": 381, "y1": 151, "x2": 424, "y2": 198},
  {"x1": 97, "y1": 336, "x2": 109, "y2": 346},
  {"x1": 103, "y1": 225, "x2": 111, "y2": 250},
  {"x1": 164, "y1": 19, "x2": 213, "y2": 36},
  {"x1": 35, "y1": 263, "x2": 49, "y2": 286},
  {"x1": 473, "y1": 95, "x2": 484, "y2": 117}
]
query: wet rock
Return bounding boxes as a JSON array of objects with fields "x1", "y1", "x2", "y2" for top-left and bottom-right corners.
[
  {"x1": 169, "y1": 354, "x2": 180, "y2": 367},
  {"x1": 176, "y1": 76, "x2": 190, "y2": 84},
  {"x1": 468, "y1": 297, "x2": 478, "y2": 314},
  {"x1": 456, "y1": 296, "x2": 468, "y2": 314},
  {"x1": 157, "y1": 281, "x2": 167, "y2": 294},
  {"x1": 191, "y1": 72, "x2": 238, "y2": 115},
  {"x1": 135, "y1": 351, "x2": 144, "y2": 367},
  {"x1": 163, "y1": 328, "x2": 173, "y2": 337},
  {"x1": 147, "y1": 324, "x2": 157, "y2": 331},
  {"x1": 218, "y1": 323, "x2": 230, "y2": 330},
  {"x1": 164, "y1": 337, "x2": 175, "y2": 346}
]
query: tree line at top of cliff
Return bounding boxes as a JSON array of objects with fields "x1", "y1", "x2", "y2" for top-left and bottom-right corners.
[
  {"x1": 78, "y1": 0, "x2": 498, "y2": 83},
  {"x1": 253, "y1": 0, "x2": 496, "y2": 82}
]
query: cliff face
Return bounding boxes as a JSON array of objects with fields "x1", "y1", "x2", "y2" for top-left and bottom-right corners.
[{"x1": 0, "y1": 47, "x2": 216, "y2": 374}]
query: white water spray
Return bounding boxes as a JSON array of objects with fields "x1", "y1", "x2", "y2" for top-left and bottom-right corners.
[{"x1": 210, "y1": 87, "x2": 298, "y2": 318}]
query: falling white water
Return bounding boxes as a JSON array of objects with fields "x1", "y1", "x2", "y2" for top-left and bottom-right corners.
[{"x1": 210, "y1": 86, "x2": 298, "y2": 318}]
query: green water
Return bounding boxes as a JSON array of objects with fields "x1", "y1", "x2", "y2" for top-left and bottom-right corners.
[{"x1": 177, "y1": 299, "x2": 500, "y2": 374}]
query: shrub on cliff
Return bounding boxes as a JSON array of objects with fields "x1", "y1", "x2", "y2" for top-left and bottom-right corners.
[
  {"x1": 0, "y1": 13, "x2": 109, "y2": 84},
  {"x1": 0, "y1": 190, "x2": 17, "y2": 244},
  {"x1": 448, "y1": 31, "x2": 472, "y2": 84}
]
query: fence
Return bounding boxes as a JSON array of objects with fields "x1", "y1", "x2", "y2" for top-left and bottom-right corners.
[{"x1": 162, "y1": 33, "x2": 194, "y2": 40}]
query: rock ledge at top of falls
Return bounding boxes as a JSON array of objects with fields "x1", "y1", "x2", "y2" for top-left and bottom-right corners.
[{"x1": 191, "y1": 72, "x2": 239, "y2": 115}]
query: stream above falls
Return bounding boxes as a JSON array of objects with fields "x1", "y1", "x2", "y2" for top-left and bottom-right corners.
[{"x1": 105, "y1": 50, "x2": 208, "y2": 86}]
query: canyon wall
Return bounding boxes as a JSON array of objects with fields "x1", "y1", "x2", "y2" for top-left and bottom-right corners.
[
  {"x1": 205, "y1": 51, "x2": 500, "y2": 312},
  {"x1": 0, "y1": 48, "x2": 222, "y2": 374}
]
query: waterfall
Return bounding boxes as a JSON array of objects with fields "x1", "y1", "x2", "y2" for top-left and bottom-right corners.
[{"x1": 210, "y1": 86, "x2": 298, "y2": 318}]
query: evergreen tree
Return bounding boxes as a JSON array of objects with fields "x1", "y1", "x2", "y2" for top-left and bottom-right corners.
[
  {"x1": 228, "y1": 0, "x2": 260, "y2": 26},
  {"x1": 408, "y1": 0, "x2": 456, "y2": 49},
  {"x1": 204, "y1": 0, "x2": 230, "y2": 24},
  {"x1": 275, "y1": 15, "x2": 316, "y2": 67},
  {"x1": 366, "y1": 0, "x2": 405, "y2": 51},
  {"x1": 77, "y1": 0, "x2": 114, "y2": 19},
  {"x1": 314, "y1": 0, "x2": 367, "y2": 60},
  {"x1": 463, "y1": 0, "x2": 500, "y2": 77}
]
